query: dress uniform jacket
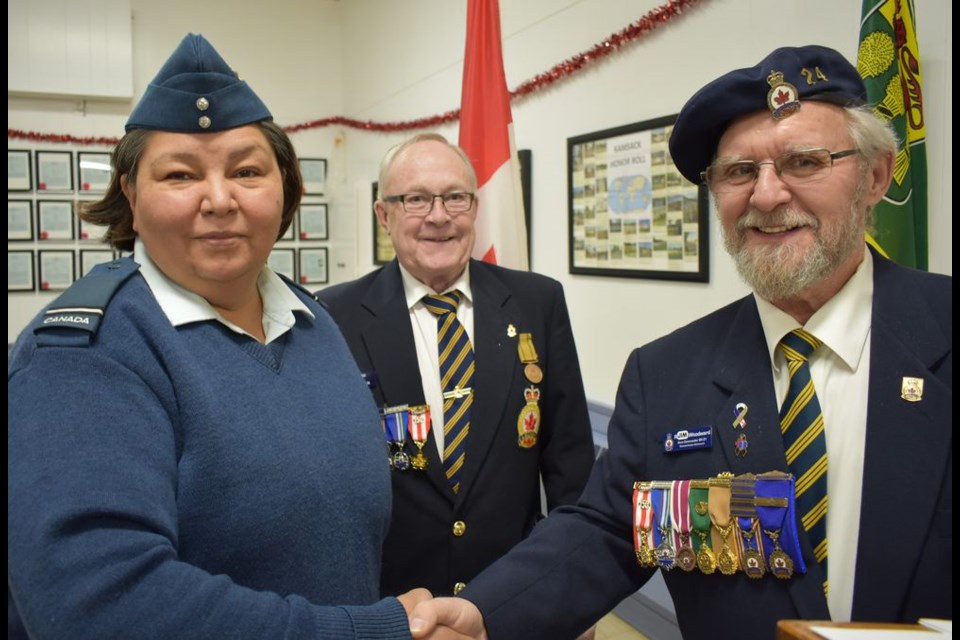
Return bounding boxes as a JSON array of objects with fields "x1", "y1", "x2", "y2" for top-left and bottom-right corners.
[
  {"x1": 317, "y1": 259, "x2": 595, "y2": 597},
  {"x1": 460, "y1": 248, "x2": 952, "y2": 639}
]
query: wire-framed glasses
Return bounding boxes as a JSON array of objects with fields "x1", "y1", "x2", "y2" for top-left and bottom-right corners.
[
  {"x1": 382, "y1": 192, "x2": 475, "y2": 216},
  {"x1": 701, "y1": 148, "x2": 859, "y2": 193}
]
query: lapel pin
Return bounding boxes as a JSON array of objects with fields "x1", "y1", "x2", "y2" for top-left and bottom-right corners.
[
  {"x1": 732, "y1": 402, "x2": 748, "y2": 429},
  {"x1": 901, "y1": 376, "x2": 924, "y2": 402},
  {"x1": 734, "y1": 433, "x2": 749, "y2": 457}
]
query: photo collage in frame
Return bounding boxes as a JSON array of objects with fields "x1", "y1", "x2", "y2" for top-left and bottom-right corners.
[
  {"x1": 10, "y1": 148, "x2": 334, "y2": 292},
  {"x1": 268, "y1": 157, "x2": 331, "y2": 287},
  {"x1": 8, "y1": 148, "x2": 116, "y2": 292}
]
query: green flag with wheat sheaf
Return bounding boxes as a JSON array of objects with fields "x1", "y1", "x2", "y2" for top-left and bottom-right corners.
[{"x1": 857, "y1": 0, "x2": 927, "y2": 270}]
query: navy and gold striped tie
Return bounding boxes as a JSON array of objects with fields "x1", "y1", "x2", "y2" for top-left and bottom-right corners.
[
  {"x1": 778, "y1": 328, "x2": 828, "y2": 593},
  {"x1": 423, "y1": 291, "x2": 475, "y2": 493}
]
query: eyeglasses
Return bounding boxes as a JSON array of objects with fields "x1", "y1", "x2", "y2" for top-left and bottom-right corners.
[
  {"x1": 701, "y1": 148, "x2": 859, "y2": 193},
  {"x1": 382, "y1": 192, "x2": 475, "y2": 216}
]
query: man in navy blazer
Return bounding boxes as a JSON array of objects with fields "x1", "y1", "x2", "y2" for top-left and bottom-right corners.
[
  {"x1": 408, "y1": 45, "x2": 951, "y2": 640},
  {"x1": 316, "y1": 133, "x2": 595, "y2": 601}
]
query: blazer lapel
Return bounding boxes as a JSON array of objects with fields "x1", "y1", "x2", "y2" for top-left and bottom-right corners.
[
  {"x1": 359, "y1": 263, "x2": 451, "y2": 497},
  {"x1": 711, "y1": 297, "x2": 788, "y2": 476},
  {"x1": 712, "y1": 296, "x2": 831, "y2": 619}
]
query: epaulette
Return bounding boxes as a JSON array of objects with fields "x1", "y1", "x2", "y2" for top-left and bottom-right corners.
[{"x1": 34, "y1": 258, "x2": 140, "y2": 347}]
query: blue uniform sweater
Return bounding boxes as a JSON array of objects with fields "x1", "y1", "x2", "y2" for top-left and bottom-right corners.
[{"x1": 8, "y1": 268, "x2": 411, "y2": 639}]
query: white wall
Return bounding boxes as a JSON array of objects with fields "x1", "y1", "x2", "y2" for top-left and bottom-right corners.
[{"x1": 8, "y1": 0, "x2": 952, "y2": 411}]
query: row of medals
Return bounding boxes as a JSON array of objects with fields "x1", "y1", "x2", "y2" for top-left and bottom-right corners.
[
  {"x1": 634, "y1": 480, "x2": 795, "y2": 580},
  {"x1": 387, "y1": 329, "x2": 545, "y2": 471},
  {"x1": 386, "y1": 405, "x2": 430, "y2": 472},
  {"x1": 635, "y1": 523, "x2": 792, "y2": 578}
]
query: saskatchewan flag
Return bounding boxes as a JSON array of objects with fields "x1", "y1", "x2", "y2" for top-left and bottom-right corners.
[{"x1": 857, "y1": 0, "x2": 927, "y2": 270}]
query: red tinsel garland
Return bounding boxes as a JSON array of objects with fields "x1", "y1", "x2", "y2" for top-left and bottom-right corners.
[{"x1": 8, "y1": 0, "x2": 704, "y2": 145}]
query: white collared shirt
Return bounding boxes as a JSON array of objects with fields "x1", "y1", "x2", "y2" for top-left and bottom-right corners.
[
  {"x1": 398, "y1": 263, "x2": 474, "y2": 459},
  {"x1": 134, "y1": 237, "x2": 314, "y2": 344},
  {"x1": 756, "y1": 246, "x2": 874, "y2": 621}
]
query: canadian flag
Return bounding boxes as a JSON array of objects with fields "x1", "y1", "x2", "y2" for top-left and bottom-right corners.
[{"x1": 458, "y1": 0, "x2": 529, "y2": 270}]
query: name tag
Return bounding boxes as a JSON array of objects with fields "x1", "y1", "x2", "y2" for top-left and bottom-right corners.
[{"x1": 663, "y1": 426, "x2": 713, "y2": 453}]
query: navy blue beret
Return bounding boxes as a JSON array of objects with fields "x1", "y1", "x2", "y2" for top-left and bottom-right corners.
[
  {"x1": 669, "y1": 45, "x2": 867, "y2": 184},
  {"x1": 125, "y1": 33, "x2": 272, "y2": 133}
]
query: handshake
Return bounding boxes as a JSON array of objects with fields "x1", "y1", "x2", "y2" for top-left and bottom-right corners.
[
  {"x1": 398, "y1": 589, "x2": 596, "y2": 640},
  {"x1": 398, "y1": 589, "x2": 489, "y2": 640}
]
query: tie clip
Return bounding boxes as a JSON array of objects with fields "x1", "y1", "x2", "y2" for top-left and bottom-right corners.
[{"x1": 443, "y1": 387, "x2": 473, "y2": 400}]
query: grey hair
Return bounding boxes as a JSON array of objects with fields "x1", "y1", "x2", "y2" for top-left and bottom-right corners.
[
  {"x1": 377, "y1": 133, "x2": 477, "y2": 199},
  {"x1": 843, "y1": 104, "x2": 899, "y2": 230}
]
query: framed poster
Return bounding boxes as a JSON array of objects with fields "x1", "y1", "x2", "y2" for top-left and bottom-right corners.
[
  {"x1": 567, "y1": 114, "x2": 708, "y2": 282},
  {"x1": 8, "y1": 150, "x2": 33, "y2": 191},
  {"x1": 38, "y1": 249, "x2": 76, "y2": 291},
  {"x1": 37, "y1": 200, "x2": 75, "y2": 240},
  {"x1": 77, "y1": 152, "x2": 112, "y2": 193},
  {"x1": 80, "y1": 249, "x2": 116, "y2": 276},
  {"x1": 371, "y1": 181, "x2": 396, "y2": 266},
  {"x1": 8, "y1": 199, "x2": 34, "y2": 241},
  {"x1": 300, "y1": 158, "x2": 327, "y2": 195},
  {"x1": 298, "y1": 203, "x2": 328, "y2": 240},
  {"x1": 267, "y1": 248, "x2": 296, "y2": 281},
  {"x1": 8, "y1": 250, "x2": 36, "y2": 291},
  {"x1": 36, "y1": 151, "x2": 74, "y2": 192},
  {"x1": 298, "y1": 247, "x2": 328, "y2": 286}
]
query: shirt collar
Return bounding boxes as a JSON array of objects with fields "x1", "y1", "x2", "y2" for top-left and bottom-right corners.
[
  {"x1": 397, "y1": 261, "x2": 473, "y2": 310},
  {"x1": 134, "y1": 237, "x2": 314, "y2": 336},
  {"x1": 756, "y1": 245, "x2": 873, "y2": 372}
]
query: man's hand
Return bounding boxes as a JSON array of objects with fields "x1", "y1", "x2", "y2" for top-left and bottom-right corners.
[
  {"x1": 397, "y1": 588, "x2": 434, "y2": 617},
  {"x1": 409, "y1": 596, "x2": 488, "y2": 640}
]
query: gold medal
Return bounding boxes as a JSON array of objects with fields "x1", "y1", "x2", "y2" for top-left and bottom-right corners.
[
  {"x1": 524, "y1": 363, "x2": 544, "y2": 384},
  {"x1": 637, "y1": 524, "x2": 656, "y2": 567},
  {"x1": 407, "y1": 405, "x2": 431, "y2": 471},
  {"x1": 717, "y1": 546, "x2": 738, "y2": 575},
  {"x1": 712, "y1": 521, "x2": 738, "y2": 575},
  {"x1": 517, "y1": 386, "x2": 541, "y2": 448},
  {"x1": 410, "y1": 448, "x2": 428, "y2": 470},
  {"x1": 636, "y1": 536, "x2": 654, "y2": 567},
  {"x1": 696, "y1": 535, "x2": 717, "y2": 574}
]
